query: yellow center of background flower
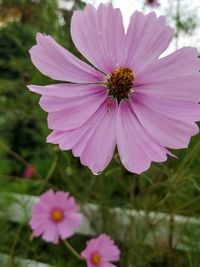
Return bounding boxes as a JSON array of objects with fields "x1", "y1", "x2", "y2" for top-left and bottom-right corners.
[
  {"x1": 51, "y1": 209, "x2": 64, "y2": 222},
  {"x1": 91, "y1": 253, "x2": 101, "y2": 265},
  {"x1": 107, "y1": 67, "x2": 134, "y2": 102}
]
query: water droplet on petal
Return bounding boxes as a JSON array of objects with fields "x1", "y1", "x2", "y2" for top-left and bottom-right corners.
[{"x1": 92, "y1": 171, "x2": 102, "y2": 176}]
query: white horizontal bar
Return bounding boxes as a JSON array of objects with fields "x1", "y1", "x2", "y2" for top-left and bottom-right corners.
[
  {"x1": 0, "y1": 192, "x2": 199, "y2": 253},
  {"x1": 0, "y1": 253, "x2": 50, "y2": 267}
]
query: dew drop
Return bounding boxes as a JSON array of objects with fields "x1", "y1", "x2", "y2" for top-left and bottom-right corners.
[{"x1": 92, "y1": 171, "x2": 102, "y2": 176}]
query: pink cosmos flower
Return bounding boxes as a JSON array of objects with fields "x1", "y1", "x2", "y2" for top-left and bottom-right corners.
[
  {"x1": 29, "y1": 189, "x2": 82, "y2": 244},
  {"x1": 28, "y1": 4, "x2": 200, "y2": 174},
  {"x1": 145, "y1": 0, "x2": 160, "y2": 7},
  {"x1": 23, "y1": 165, "x2": 36, "y2": 178},
  {"x1": 81, "y1": 234, "x2": 120, "y2": 267}
]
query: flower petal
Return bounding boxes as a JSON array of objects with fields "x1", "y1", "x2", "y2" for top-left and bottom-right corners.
[
  {"x1": 29, "y1": 33, "x2": 103, "y2": 83},
  {"x1": 47, "y1": 90, "x2": 107, "y2": 131},
  {"x1": 31, "y1": 225, "x2": 46, "y2": 238},
  {"x1": 30, "y1": 215, "x2": 49, "y2": 231},
  {"x1": 123, "y1": 11, "x2": 174, "y2": 73},
  {"x1": 136, "y1": 47, "x2": 200, "y2": 80},
  {"x1": 42, "y1": 223, "x2": 59, "y2": 244},
  {"x1": 57, "y1": 220, "x2": 74, "y2": 240},
  {"x1": 28, "y1": 84, "x2": 107, "y2": 129},
  {"x1": 132, "y1": 96, "x2": 199, "y2": 149},
  {"x1": 134, "y1": 47, "x2": 200, "y2": 101},
  {"x1": 28, "y1": 83, "x2": 105, "y2": 98},
  {"x1": 133, "y1": 93, "x2": 200, "y2": 122},
  {"x1": 99, "y1": 236, "x2": 120, "y2": 262},
  {"x1": 81, "y1": 234, "x2": 119, "y2": 267},
  {"x1": 71, "y1": 4, "x2": 125, "y2": 73},
  {"x1": 116, "y1": 101, "x2": 170, "y2": 174},
  {"x1": 39, "y1": 189, "x2": 56, "y2": 207},
  {"x1": 47, "y1": 103, "x2": 110, "y2": 150},
  {"x1": 73, "y1": 99, "x2": 117, "y2": 174},
  {"x1": 47, "y1": 99, "x2": 117, "y2": 174},
  {"x1": 135, "y1": 74, "x2": 200, "y2": 101},
  {"x1": 101, "y1": 263, "x2": 117, "y2": 267}
]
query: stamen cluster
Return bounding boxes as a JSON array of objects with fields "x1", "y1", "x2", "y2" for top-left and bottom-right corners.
[
  {"x1": 107, "y1": 67, "x2": 134, "y2": 102},
  {"x1": 91, "y1": 253, "x2": 101, "y2": 265},
  {"x1": 51, "y1": 208, "x2": 64, "y2": 222}
]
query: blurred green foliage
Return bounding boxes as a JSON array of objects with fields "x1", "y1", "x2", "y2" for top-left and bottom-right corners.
[{"x1": 0, "y1": 0, "x2": 200, "y2": 267}]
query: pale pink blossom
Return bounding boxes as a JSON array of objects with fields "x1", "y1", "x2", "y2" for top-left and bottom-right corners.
[
  {"x1": 145, "y1": 0, "x2": 160, "y2": 7},
  {"x1": 28, "y1": 4, "x2": 200, "y2": 174},
  {"x1": 29, "y1": 189, "x2": 82, "y2": 244},
  {"x1": 81, "y1": 234, "x2": 120, "y2": 267}
]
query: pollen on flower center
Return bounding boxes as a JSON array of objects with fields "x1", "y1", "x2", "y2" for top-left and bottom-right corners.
[
  {"x1": 91, "y1": 253, "x2": 101, "y2": 265},
  {"x1": 107, "y1": 67, "x2": 134, "y2": 102},
  {"x1": 51, "y1": 208, "x2": 64, "y2": 222}
]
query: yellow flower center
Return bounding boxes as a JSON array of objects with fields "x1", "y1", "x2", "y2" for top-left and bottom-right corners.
[
  {"x1": 51, "y1": 209, "x2": 64, "y2": 222},
  {"x1": 91, "y1": 253, "x2": 101, "y2": 266},
  {"x1": 107, "y1": 67, "x2": 134, "y2": 102}
]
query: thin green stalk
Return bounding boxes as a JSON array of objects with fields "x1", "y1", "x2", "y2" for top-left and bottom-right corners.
[
  {"x1": 63, "y1": 240, "x2": 84, "y2": 261},
  {"x1": 0, "y1": 141, "x2": 43, "y2": 180}
]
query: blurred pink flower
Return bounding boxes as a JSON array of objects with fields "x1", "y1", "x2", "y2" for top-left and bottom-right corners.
[
  {"x1": 28, "y1": 4, "x2": 200, "y2": 174},
  {"x1": 29, "y1": 189, "x2": 82, "y2": 244},
  {"x1": 145, "y1": 0, "x2": 160, "y2": 7},
  {"x1": 81, "y1": 234, "x2": 120, "y2": 267},
  {"x1": 23, "y1": 165, "x2": 36, "y2": 178}
]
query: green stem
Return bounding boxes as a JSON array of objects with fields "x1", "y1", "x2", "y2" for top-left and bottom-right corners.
[
  {"x1": 63, "y1": 240, "x2": 84, "y2": 261},
  {"x1": 0, "y1": 141, "x2": 43, "y2": 180}
]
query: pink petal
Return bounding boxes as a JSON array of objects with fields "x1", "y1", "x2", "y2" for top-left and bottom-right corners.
[
  {"x1": 101, "y1": 263, "x2": 117, "y2": 267},
  {"x1": 135, "y1": 74, "x2": 200, "y2": 101},
  {"x1": 122, "y1": 11, "x2": 174, "y2": 73},
  {"x1": 116, "y1": 101, "x2": 170, "y2": 174},
  {"x1": 63, "y1": 197, "x2": 78, "y2": 212},
  {"x1": 29, "y1": 33, "x2": 103, "y2": 83},
  {"x1": 30, "y1": 216, "x2": 49, "y2": 230},
  {"x1": 64, "y1": 213, "x2": 83, "y2": 229},
  {"x1": 73, "y1": 99, "x2": 117, "y2": 174},
  {"x1": 28, "y1": 83, "x2": 105, "y2": 98},
  {"x1": 54, "y1": 191, "x2": 71, "y2": 210},
  {"x1": 135, "y1": 47, "x2": 200, "y2": 79},
  {"x1": 39, "y1": 189, "x2": 56, "y2": 207},
  {"x1": 47, "y1": 130, "x2": 65, "y2": 144},
  {"x1": 95, "y1": 234, "x2": 114, "y2": 250},
  {"x1": 134, "y1": 47, "x2": 200, "y2": 101},
  {"x1": 134, "y1": 93, "x2": 200, "y2": 122},
  {"x1": 101, "y1": 246, "x2": 120, "y2": 262},
  {"x1": 71, "y1": 4, "x2": 125, "y2": 73},
  {"x1": 31, "y1": 204, "x2": 50, "y2": 219},
  {"x1": 47, "y1": 90, "x2": 107, "y2": 131},
  {"x1": 47, "y1": 98, "x2": 117, "y2": 173},
  {"x1": 42, "y1": 223, "x2": 59, "y2": 244},
  {"x1": 98, "y1": 235, "x2": 120, "y2": 262},
  {"x1": 32, "y1": 225, "x2": 45, "y2": 237},
  {"x1": 38, "y1": 90, "x2": 105, "y2": 113},
  {"x1": 28, "y1": 84, "x2": 106, "y2": 113},
  {"x1": 81, "y1": 234, "x2": 120, "y2": 267},
  {"x1": 132, "y1": 96, "x2": 199, "y2": 149},
  {"x1": 57, "y1": 221, "x2": 74, "y2": 240},
  {"x1": 57, "y1": 213, "x2": 82, "y2": 239},
  {"x1": 47, "y1": 99, "x2": 111, "y2": 149}
]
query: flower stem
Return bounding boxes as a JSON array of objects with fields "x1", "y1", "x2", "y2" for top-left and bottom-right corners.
[{"x1": 63, "y1": 240, "x2": 84, "y2": 261}]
